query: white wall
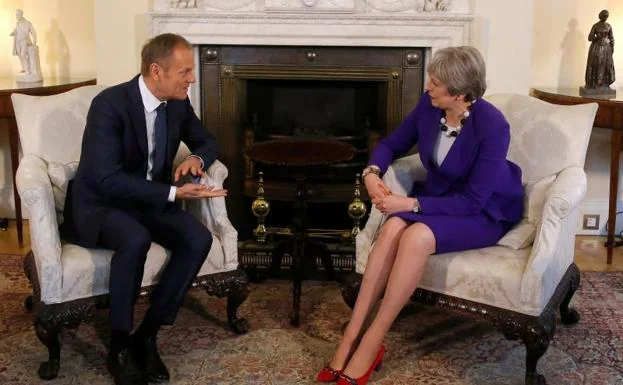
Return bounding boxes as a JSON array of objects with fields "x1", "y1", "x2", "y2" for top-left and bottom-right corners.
[
  {"x1": 94, "y1": 0, "x2": 149, "y2": 86},
  {"x1": 532, "y1": 0, "x2": 623, "y2": 235},
  {"x1": 0, "y1": 0, "x2": 95, "y2": 78},
  {"x1": 0, "y1": 0, "x2": 95, "y2": 218},
  {"x1": 532, "y1": 0, "x2": 622, "y2": 89},
  {"x1": 473, "y1": 0, "x2": 534, "y2": 95}
]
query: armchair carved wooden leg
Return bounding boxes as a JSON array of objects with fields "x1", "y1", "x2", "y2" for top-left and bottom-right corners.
[
  {"x1": 202, "y1": 269, "x2": 250, "y2": 335},
  {"x1": 519, "y1": 312, "x2": 556, "y2": 385},
  {"x1": 560, "y1": 264, "x2": 581, "y2": 325},
  {"x1": 523, "y1": 330, "x2": 550, "y2": 385},
  {"x1": 34, "y1": 317, "x2": 62, "y2": 380},
  {"x1": 227, "y1": 279, "x2": 250, "y2": 334}
]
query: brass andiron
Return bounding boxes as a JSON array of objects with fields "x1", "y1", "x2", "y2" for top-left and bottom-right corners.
[
  {"x1": 251, "y1": 171, "x2": 270, "y2": 244},
  {"x1": 348, "y1": 173, "x2": 367, "y2": 243}
]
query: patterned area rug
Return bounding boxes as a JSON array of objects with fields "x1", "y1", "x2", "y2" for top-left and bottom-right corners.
[{"x1": 1, "y1": 253, "x2": 623, "y2": 385}]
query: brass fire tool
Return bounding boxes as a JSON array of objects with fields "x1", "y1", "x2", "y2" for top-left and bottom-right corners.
[
  {"x1": 251, "y1": 171, "x2": 270, "y2": 244},
  {"x1": 348, "y1": 173, "x2": 367, "y2": 243}
]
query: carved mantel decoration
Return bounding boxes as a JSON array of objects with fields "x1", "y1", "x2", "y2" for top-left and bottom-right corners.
[
  {"x1": 149, "y1": 0, "x2": 473, "y2": 50},
  {"x1": 157, "y1": 0, "x2": 463, "y2": 13}
]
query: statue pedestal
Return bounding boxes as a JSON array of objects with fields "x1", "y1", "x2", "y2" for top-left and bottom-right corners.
[
  {"x1": 16, "y1": 45, "x2": 42, "y2": 83},
  {"x1": 16, "y1": 74, "x2": 42, "y2": 83},
  {"x1": 579, "y1": 86, "x2": 616, "y2": 97}
]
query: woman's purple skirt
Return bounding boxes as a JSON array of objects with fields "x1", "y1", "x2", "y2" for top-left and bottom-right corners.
[{"x1": 390, "y1": 211, "x2": 513, "y2": 254}]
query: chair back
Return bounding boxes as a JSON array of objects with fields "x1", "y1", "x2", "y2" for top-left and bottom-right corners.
[
  {"x1": 485, "y1": 94, "x2": 598, "y2": 184},
  {"x1": 11, "y1": 85, "x2": 107, "y2": 164}
]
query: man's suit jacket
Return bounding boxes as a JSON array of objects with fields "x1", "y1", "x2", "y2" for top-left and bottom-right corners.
[
  {"x1": 66, "y1": 75, "x2": 218, "y2": 247},
  {"x1": 369, "y1": 92, "x2": 524, "y2": 223}
]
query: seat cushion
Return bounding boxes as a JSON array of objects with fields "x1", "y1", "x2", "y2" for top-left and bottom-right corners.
[
  {"x1": 60, "y1": 236, "x2": 230, "y2": 303},
  {"x1": 418, "y1": 245, "x2": 538, "y2": 315}
]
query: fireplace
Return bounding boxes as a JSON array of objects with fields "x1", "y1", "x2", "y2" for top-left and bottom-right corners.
[
  {"x1": 198, "y1": 45, "x2": 424, "y2": 235},
  {"x1": 148, "y1": 0, "x2": 473, "y2": 237}
]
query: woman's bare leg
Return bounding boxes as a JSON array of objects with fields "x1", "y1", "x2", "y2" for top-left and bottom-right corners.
[
  {"x1": 328, "y1": 217, "x2": 408, "y2": 370},
  {"x1": 342, "y1": 223, "x2": 436, "y2": 377}
]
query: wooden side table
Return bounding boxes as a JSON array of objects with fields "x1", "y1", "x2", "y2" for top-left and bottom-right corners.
[
  {"x1": 0, "y1": 77, "x2": 97, "y2": 246},
  {"x1": 531, "y1": 87, "x2": 621, "y2": 264}
]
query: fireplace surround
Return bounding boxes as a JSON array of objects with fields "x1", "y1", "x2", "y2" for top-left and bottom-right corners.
[
  {"x1": 199, "y1": 45, "x2": 424, "y2": 232},
  {"x1": 148, "y1": 0, "x2": 474, "y2": 234}
]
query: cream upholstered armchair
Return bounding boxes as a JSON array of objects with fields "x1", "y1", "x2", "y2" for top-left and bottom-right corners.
[
  {"x1": 342, "y1": 94, "x2": 598, "y2": 385},
  {"x1": 12, "y1": 85, "x2": 249, "y2": 380}
]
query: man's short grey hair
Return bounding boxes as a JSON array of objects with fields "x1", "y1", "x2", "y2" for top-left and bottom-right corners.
[{"x1": 426, "y1": 46, "x2": 487, "y2": 102}]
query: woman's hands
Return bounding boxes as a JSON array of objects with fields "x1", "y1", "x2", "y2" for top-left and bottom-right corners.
[
  {"x1": 364, "y1": 174, "x2": 391, "y2": 201},
  {"x1": 364, "y1": 173, "x2": 414, "y2": 215},
  {"x1": 373, "y1": 194, "x2": 414, "y2": 215}
]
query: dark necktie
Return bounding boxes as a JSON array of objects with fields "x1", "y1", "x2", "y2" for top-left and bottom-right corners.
[{"x1": 153, "y1": 103, "x2": 168, "y2": 181}]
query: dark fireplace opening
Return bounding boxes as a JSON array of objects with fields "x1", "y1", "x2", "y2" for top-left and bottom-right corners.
[
  {"x1": 248, "y1": 79, "x2": 380, "y2": 138},
  {"x1": 246, "y1": 78, "x2": 385, "y2": 183}
]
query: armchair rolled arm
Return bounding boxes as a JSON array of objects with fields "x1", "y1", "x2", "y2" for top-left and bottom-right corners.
[
  {"x1": 16, "y1": 155, "x2": 63, "y2": 304},
  {"x1": 355, "y1": 153, "x2": 426, "y2": 273},
  {"x1": 543, "y1": 166, "x2": 587, "y2": 219},
  {"x1": 382, "y1": 153, "x2": 425, "y2": 196},
  {"x1": 519, "y1": 167, "x2": 587, "y2": 308},
  {"x1": 204, "y1": 159, "x2": 228, "y2": 183},
  {"x1": 184, "y1": 160, "x2": 238, "y2": 270}
]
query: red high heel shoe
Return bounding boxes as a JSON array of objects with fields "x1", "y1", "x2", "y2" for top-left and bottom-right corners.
[
  {"x1": 336, "y1": 345, "x2": 385, "y2": 385},
  {"x1": 316, "y1": 365, "x2": 342, "y2": 382}
]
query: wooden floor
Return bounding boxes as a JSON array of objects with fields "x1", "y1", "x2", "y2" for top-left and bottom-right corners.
[{"x1": 1, "y1": 220, "x2": 623, "y2": 271}]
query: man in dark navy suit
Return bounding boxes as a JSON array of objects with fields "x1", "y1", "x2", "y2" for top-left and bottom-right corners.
[{"x1": 66, "y1": 33, "x2": 227, "y2": 385}]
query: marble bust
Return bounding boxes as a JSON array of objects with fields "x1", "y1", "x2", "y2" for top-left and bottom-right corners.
[{"x1": 10, "y1": 9, "x2": 42, "y2": 82}]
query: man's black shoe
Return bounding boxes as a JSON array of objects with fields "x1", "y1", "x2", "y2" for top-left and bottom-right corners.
[
  {"x1": 107, "y1": 349, "x2": 147, "y2": 385},
  {"x1": 131, "y1": 334, "x2": 170, "y2": 383}
]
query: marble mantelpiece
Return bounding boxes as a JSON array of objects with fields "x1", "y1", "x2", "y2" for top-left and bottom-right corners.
[{"x1": 148, "y1": 0, "x2": 473, "y2": 50}]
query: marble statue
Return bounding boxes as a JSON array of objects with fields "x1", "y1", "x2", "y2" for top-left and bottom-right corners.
[
  {"x1": 10, "y1": 9, "x2": 42, "y2": 82},
  {"x1": 580, "y1": 9, "x2": 615, "y2": 96}
]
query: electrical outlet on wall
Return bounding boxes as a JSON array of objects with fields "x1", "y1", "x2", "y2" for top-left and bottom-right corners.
[{"x1": 583, "y1": 214, "x2": 600, "y2": 230}]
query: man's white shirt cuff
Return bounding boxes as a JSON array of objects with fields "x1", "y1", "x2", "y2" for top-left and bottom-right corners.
[{"x1": 168, "y1": 186, "x2": 177, "y2": 202}]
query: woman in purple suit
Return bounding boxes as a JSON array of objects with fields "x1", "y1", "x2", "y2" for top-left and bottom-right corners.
[{"x1": 316, "y1": 46, "x2": 524, "y2": 385}]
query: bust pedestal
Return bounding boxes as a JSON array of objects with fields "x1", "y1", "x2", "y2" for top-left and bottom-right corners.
[{"x1": 579, "y1": 85, "x2": 616, "y2": 97}]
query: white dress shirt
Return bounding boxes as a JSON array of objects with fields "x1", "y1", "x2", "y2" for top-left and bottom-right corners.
[{"x1": 138, "y1": 75, "x2": 177, "y2": 202}]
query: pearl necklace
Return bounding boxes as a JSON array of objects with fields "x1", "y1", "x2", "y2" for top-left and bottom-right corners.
[{"x1": 439, "y1": 103, "x2": 474, "y2": 138}]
